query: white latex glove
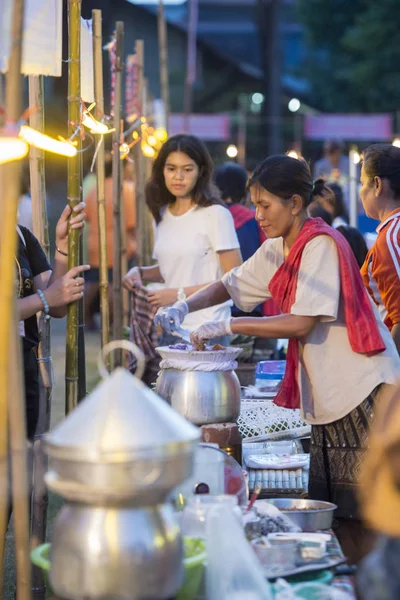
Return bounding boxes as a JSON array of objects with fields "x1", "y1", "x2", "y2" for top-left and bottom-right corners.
[
  {"x1": 190, "y1": 319, "x2": 232, "y2": 346},
  {"x1": 154, "y1": 301, "x2": 189, "y2": 333}
]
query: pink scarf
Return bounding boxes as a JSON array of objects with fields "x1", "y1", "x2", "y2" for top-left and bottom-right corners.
[{"x1": 269, "y1": 218, "x2": 386, "y2": 410}]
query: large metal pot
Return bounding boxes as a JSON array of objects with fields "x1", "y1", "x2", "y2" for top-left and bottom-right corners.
[
  {"x1": 156, "y1": 369, "x2": 241, "y2": 425},
  {"x1": 50, "y1": 503, "x2": 182, "y2": 600}
]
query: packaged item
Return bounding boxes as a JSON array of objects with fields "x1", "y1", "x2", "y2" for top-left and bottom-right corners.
[
  {"x1": 255, "y1": 360, "x2": 286, "y2": 392},
  {"x1": 206, "y1": 505, "x2": 274, "y2": 600}
]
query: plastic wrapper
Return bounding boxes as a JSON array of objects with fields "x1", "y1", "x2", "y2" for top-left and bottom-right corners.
[
  {"x1": 156, "y1": 345, "x2": 242, "y2": 372},
  {"x1": 205, "y1": 505, "x2": 274, "y2": 600},
  {"x1": 253, "y1": 500, "x2": 301, "y2": 535}
]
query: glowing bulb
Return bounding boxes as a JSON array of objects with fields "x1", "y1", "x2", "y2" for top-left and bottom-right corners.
[
  {"x1": 352, "y1": 151, "x2": 361, "y2": 164},
  {"x1": 147, "y1": 135, "x2": 157, "y2": 147},
  {"x1": 141, "y1": 116, "x2": 147, "y2": 123},
  {"x1": 132, "y1": 131, "x2": 139, "y2": 140},
  {"x1": 142, "y1": 144, "x2": 155, "y2": 158},
  {"x1": 393, "y1": 138, "x2": 400, "y2": 148},
  {"x1": 251, "y1": 93, "x2": 264, "y2": 105},
  {"x1": 287, "y1": 149, "x2": 299, "y2": 159},
  {"x1": 288, "y1": 98, "x2": 301, "y2": 112},
  {"x1": 226, "y1": 144, "x2": 238, "y2": 159},
  {"x1": 0, "y1": 136, "x2": 29, "y2": 164},
  {"x1": 155, "y1": 128, "x2": 168, "y2": 142},
  {"x1": 82, "y1": 112, "x2": 112, "y2": 135},
  {"x1": 120, "y1": 142, "x2": 131, "y2": 159},
  {"x1": 19, "y1": 126, "x2": 77, "y2": 157}
]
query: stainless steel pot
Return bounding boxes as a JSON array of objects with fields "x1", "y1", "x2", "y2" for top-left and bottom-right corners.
[
  {"x1": 156, "y1": 369, "x2": 241, "y2": 425},
  {"x1": 264, "y1": 499, "x2": 337, "y2": 531},
  {"x1": 50, "y1": 503, "x2": 183, "y2": 600}
]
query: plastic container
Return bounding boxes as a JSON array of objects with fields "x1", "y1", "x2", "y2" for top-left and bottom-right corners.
[
  {"x1": 255, "y1": 360, "x2": 286, "y2": 391},
  {"x1": 181, "y1": 495, "x2": 240, "y2": 539},
  {"x1": 31, "y1": 539, "x2": 207, "y2": 600}
]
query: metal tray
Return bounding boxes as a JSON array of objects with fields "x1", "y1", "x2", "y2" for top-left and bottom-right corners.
[{"x1": 264, "y1": 533, "x2": 346, "y2": 580}]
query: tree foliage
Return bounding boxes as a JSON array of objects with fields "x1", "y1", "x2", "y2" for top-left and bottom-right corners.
[{"x1": 296, "y1": 0, "x2": 400, "y2": 112}]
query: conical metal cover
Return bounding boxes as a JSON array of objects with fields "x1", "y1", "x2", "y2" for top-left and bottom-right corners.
[{"x1": 45, "y1": 368, "x2": 200, "y2": 462}]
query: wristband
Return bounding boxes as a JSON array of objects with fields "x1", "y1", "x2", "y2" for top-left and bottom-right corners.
[
  {"x1": 56, "y1": 246, "x2": 68, "y2": 257},
  {"x1": 37, "y1": 290, "x2": 51, "y2": 321}
]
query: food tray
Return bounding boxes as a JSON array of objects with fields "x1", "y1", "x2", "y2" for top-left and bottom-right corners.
[
  {"x1": 264, "y1": 533, "x2": 346, "y2": 580},
  {"x1": 238, "y1": 397, "x2": 307, "y2": 441}
]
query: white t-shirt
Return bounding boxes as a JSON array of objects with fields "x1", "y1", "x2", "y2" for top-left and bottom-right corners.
[
  {"x1": 222, "y1": 235, "x2": 400, "y2": 425},
  {"x1": 153, "y1": 204, "x2": 240, "y2": 332}
]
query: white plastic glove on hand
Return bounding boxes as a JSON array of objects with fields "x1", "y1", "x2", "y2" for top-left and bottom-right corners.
[
  {"x1": 190, "y1": 319, "x2": 232, "y2": 346},
  {"x1": 154, "y1": 301, "x2": 189, "y2": 333}
]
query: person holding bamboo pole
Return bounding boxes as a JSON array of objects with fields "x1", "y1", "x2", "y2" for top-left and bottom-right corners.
[{"x1": 17, "y1": 201, "x2": 88, "y2": 439}]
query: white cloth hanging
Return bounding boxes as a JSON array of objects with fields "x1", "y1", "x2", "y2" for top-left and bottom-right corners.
[{"x1": 0, "y1": 0, "x2": 62, "y2": 76}]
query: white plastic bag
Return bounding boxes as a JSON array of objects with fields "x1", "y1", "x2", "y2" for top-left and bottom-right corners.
[{"x1": 205, "y1": 505, "x2": 274, "y2": 600}]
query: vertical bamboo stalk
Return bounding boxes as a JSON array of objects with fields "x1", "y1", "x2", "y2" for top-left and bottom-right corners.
[
  {"x1": 1, "y1": 0, "x2": 31, "y2": 598},
  {"x1": 120, "y1": 159, "x2": 129, "y2": 327},
  {"x1": 28, "y1": 74, "x2": 50, "y2": 600},
  {"x1": 92, "y1": 10, "x2": 110, "y2": 348},
  {"x1": 134, "y1": 40, "x2": 145, "y2": 266},
  {"x1": 77, "y1": 239, "x2": 86, "y2": 401},
  {"x1": 66, "y1": 0, "x2": 82, "y2": 413},
  {"x1": 9, "y1": 305, "x2": 31, "y2": 600},
  {"x1": 157, "y1": 0, "x2": 170, "y2": 123},
  {"x1": 112, "y1": 22, "x2": 124, "y2": 360}
]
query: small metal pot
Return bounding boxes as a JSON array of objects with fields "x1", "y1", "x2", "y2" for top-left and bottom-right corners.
[
  {"x1": 156, "y1": 369, "x2": 241, "y2": 425},
  {"x1": 50, "y1": 503, "x2": 183, "y2": 600},
  {"x1": 265, "y1": 499, "x2": 337, "y2": 531}
]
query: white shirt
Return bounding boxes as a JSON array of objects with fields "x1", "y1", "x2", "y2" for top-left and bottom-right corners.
[
  {"x1": 153, "y1": 204, "x2": 240, "y2": 332},
  {"x1": 222, "y1": 236, "x2": 400, "y2": 425}
]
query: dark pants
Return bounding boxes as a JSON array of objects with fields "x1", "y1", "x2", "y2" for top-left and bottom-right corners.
[{"x1": 23, "y1": 342, "x2": 39, "y2": 441}]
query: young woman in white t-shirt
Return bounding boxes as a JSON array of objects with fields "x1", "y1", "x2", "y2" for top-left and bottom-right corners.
[
  {"x1": 157, "y1": 155, "x2": 400, "y2": 564},
  {"x1": 122, "y1": 134, "x2": 242, "y2": 342}
]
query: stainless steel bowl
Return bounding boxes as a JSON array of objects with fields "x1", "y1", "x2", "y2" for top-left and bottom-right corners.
[{"x1": 264, "y1": 499, "x2": 337, "y2": 531}]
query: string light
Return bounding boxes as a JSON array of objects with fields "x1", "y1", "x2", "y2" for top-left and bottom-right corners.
[
  {"x1": 142, "y1": 144, "x2": 155, "y2": 158},
  {"x1": 147, "y1": 135, "x2": 157, "y2": 147},
  {"x1": 287, "y1": 149, "x2": 299, "y2": 159},
  {"x1": 82, "y1": 102, "x2": 115, "y2": 135},
  {"x1": 392, "y1": 138, "x2": 400, "y2": 148},
  {"x1": 19, "y1": 126, "x2": 77, "y2": 157},
  {"x1": 226, "y1": 144, "x2": 238, "y2": 159},
  {"x1": 155, "y1": 128, "x2": 167, "y2": 142},
  {"x1": 0, "y1": 136, "x2": 29, "y2": 165}
]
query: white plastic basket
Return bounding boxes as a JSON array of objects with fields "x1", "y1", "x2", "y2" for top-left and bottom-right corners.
[{"x1": 238, "y1": 396, "x2": 308, "y2": 442}]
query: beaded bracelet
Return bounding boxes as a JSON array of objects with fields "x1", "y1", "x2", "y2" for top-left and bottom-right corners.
[{"x1": 37, "y1": 289, "x2": 51, "y2": 320}]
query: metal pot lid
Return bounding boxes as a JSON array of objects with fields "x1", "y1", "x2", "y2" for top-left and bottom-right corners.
[{"x1": 46, "y1": 360, "x2": 200, "y2": 462}]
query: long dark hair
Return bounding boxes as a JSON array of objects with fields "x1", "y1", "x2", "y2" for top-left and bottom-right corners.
[
  {"x1": 363, "y1": 143, "x2": 400, "y2": 199},
  {"x1": 326, "y1": 182, "x2": 349, "y2": 222},
  {"x1": 248, "y1": 154, "x2": 315, "y2": 208},
  {"x1": 146, "y1": 134, "x2": 222, "y2": 223}
]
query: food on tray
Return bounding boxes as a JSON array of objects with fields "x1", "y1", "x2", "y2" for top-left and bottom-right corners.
[
  {"x1": 253, "y1": 500, "x2": 301, "y2": 534},
  {"x1": 211, "y1": 344, "x2": 225, "y2": 351},
  {"x1": 169, "y1": 344, "x2": 190, "y2": 351},
  {"x1": 168, "y1": 342, "x2": 226, "y2": 352}
]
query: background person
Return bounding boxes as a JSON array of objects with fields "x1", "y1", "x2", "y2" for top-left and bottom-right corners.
[
  {"x1": 360, "y1": 143, "x2": 400, "y2": 352},
  {"x1": 17, "y1": 202, "x2": 88, "y2": 439},
  {"x1": 122, "y1": 134, "x2": 242, "y2": 346},
  {"x1": 84, "y1": 157, "x2": 136, "y2": 329},
  {"x1": 157, "y1": 154, "x2": 400, "y2": 563}
]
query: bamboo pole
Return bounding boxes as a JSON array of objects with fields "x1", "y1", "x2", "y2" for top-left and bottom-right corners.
[
  {"x1": 9, "y1": 305, "x2": 31, "y2": 600},
  {"x1": 1, "y1": 0, "x2": 32, "y2": 597},
  {"x1": 112, "y1": 22, "x2": 124, "y2": 361},
  {"x1": 157, "y1": 0, "x2": 170, "y2": 123},
  {"x1": 28, "y1": 75, "x2": 50, "y2": 600},
  {"x1": 66, "y1": 0, "x2": 82, "y2": 413},
  {"x1": 133, "y1": 40, "x2": 145, "y2": 267},
  {"x1": 78, "y1": 239, "x2": 86, "y2": 401},
  {"x1": 92, "y1": 10, "x2": 110, "y2": 349}
]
